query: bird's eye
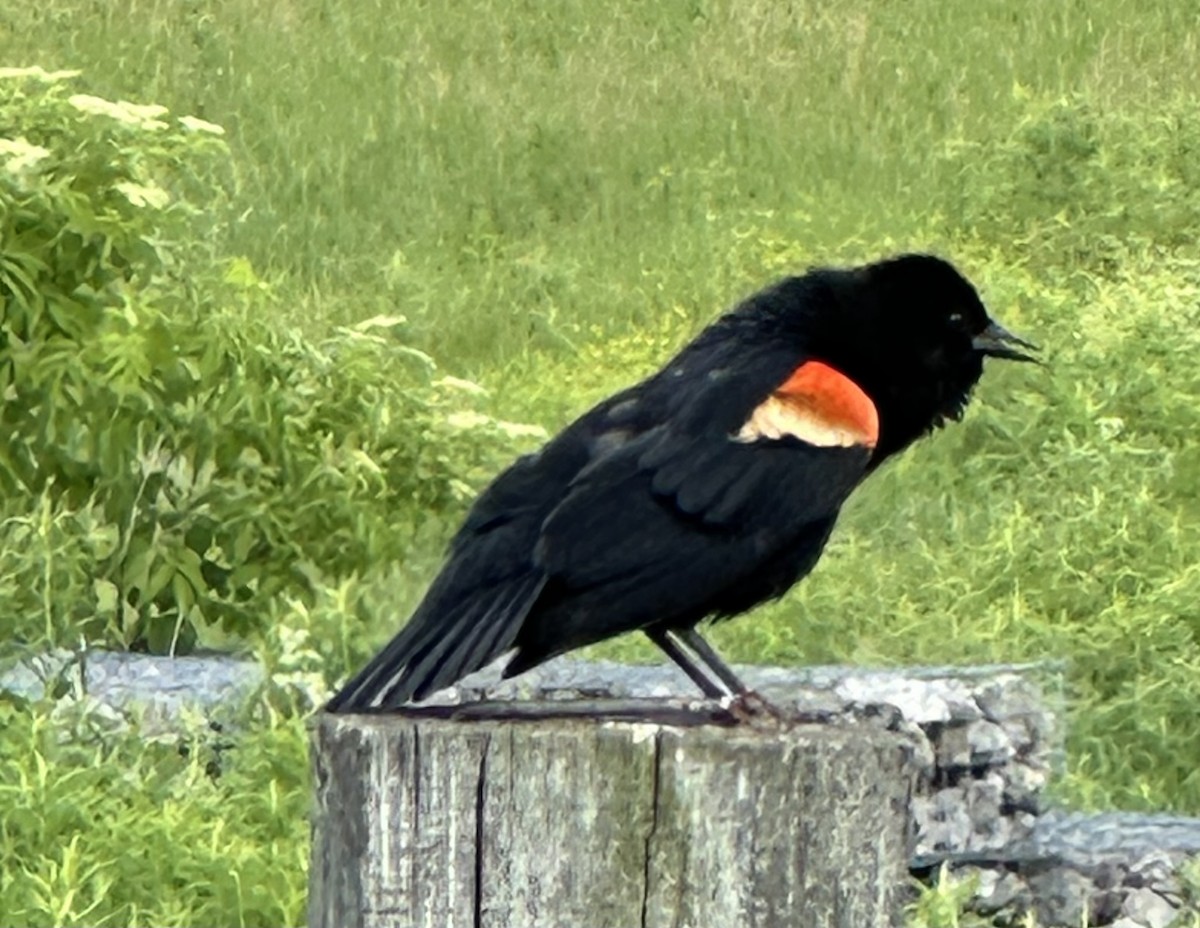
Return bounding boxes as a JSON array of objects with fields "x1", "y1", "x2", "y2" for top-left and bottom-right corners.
[{"x1": 947, "y1": 311, "x2": 966, "y2": 329}]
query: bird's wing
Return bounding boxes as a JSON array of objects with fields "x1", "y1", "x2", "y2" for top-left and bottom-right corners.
[
  {"x1": 534, "y1": 357, "x2": 876, "y2": 604},
  {"x1": 535, "y1": 429, "x2": 869, "y2": 584}
]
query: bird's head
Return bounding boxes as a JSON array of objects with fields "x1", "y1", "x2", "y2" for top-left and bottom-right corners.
[{"x1": 805, "y1": 253, "x2": 1038, "y2": 461}]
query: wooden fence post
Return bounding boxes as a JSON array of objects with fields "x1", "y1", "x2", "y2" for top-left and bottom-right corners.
[{"x1": 309, "y1": 698, "x2": 919, "y2": 928}]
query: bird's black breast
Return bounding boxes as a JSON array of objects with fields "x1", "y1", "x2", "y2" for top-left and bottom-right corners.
[{"x1": 702, "y1": 516, "x2": 839, "y2": 621}]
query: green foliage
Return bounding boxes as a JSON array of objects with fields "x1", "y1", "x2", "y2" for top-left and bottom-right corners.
[
  {"x1": 0, "y1": 70, "x2": 540, "y2": 654},
  {"x1": 0, "y1": 68, "x2": 236, "y2": 650},
  {"x1": 906, "y1": 869, "x2": 1002, "y2": 928},
  {"x1": 0, "y1": 696, "x2": 309, "y2": 927}
]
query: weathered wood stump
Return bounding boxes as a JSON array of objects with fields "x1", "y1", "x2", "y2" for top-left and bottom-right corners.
[{"x1": 310, "y1": 699, "x2": 921, "y2": 928}]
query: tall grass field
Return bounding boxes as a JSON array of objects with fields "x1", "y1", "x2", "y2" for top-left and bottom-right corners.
[{"x1": 3, "y1": 1, "x2": 1200, "y2": 924}]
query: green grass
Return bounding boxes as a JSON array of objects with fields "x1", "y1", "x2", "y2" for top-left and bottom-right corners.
[
  {"x1": 4, "y1": 0, "x2": 1200, "y2": 924},
  {"x1": 5, "y1": 0, "x2": 1198, "y2": 357}
]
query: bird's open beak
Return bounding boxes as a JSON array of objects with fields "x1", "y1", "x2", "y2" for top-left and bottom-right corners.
[{"x1": 973, "y1": 321, "x2": 1040, "y2": 363}]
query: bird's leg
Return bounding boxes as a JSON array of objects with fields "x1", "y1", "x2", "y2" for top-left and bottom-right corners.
[
  {"x1": 674, "y1": 628, "x2": 785, "y2": 721},
  {"x1": 673, "y1": 628, "x2": 751, "y2": 694},
  {"x1": 645, "y1": 628, "x2": 729, "y2": 699}
]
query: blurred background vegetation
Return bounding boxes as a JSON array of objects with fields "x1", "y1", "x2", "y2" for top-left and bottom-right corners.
[{"x1": 2, "y1": 0, "x2": 1200, "y2": 924}]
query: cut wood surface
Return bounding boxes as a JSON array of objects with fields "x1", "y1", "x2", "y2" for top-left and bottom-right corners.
[{"x1": 310, "y1": 700, "x2": 920, "y2": 928}]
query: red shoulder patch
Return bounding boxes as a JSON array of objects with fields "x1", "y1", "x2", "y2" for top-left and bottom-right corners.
[{"x1": 736, "y1": 361, "x2": 879, "y2": 449}]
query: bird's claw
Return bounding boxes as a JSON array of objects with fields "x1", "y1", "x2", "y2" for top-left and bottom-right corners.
[{"x1": 722, "y1": 689, "x2": 787, "y2": 727}]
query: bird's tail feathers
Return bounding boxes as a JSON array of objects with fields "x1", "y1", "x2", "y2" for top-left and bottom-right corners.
[{"x1": 326, "y1": 572, "x2": 546, "y2": 713}]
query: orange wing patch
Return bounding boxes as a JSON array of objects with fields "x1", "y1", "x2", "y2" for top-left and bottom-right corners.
[{"x1": 735, "y1": 361, "x2": 879, "y2": 449}]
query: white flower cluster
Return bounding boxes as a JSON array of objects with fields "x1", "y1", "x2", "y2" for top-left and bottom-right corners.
[
  {"x1": 67, "y1": 94, "x2": 170, "y2": 130},
  {"x1": 0, "y1": 137, "x2": 51, "y2": 176}
]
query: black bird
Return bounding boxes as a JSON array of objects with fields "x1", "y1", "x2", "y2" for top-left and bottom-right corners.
[{"x1": 327, "y1": 254, "x2": 1036, "y2": 713}]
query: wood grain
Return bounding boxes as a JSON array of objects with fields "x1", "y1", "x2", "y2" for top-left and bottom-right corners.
[{"x1": 310, "y1": 706, "x2": 918, "y2": 928}]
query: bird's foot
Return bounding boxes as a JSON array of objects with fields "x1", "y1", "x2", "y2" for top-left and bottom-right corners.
[{"x1": 722, "y1": 689, "x2": 787, "y2": 727}]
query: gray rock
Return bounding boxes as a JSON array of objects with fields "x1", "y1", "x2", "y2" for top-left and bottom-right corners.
[
  {"x1": 1022, "y1": 811, "x2": 1200, "y2": 862},
  {"x1": 966, "y1": 867, "x2": 1030, "y2": 914},
  {"x1": 1004, "y1": 760, "x2": 1049, "y2": 815},
  {"x1": 934, "y1": 721, "x2": 975, "y2": 768},
  {"x1": 0, "y1": 648, "x2": 265, "y2": 736},
  {"x1": 1129, "y1": 851, "x2": 1184, "y2": 899},
  {"x1": 0, "y1": 649, "x2": 75, "y2": 700},
  {"x1": 1121, "y1": 887, "x2": 1180, "y2": 928},
  {"x1": 964, "y1": 773, "x2": 1009, "y2": 847},
  {"x1": 833, "y1": 674, "x2": 982, "y2": 723},
  {"x1": 928, "y1": 812, "x2": 1200, "y2": 926},
  {"x1": 976, "y1": 675, "x2": 1045, "y2": 720},
  {"x1": 966, "y1": 718, "x2": 1017, "y2": 766},
  {"x1": 914, "y1": 788, "x2": 976, "y2": 853},
  {"x1": 1026, "y1": 864, "x2": 1115, "y2": 927}
]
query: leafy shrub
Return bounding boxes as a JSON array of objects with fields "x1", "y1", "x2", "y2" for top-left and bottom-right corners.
[{"x1": 0, "y1": 68, "x2": 542, "y2": 654}]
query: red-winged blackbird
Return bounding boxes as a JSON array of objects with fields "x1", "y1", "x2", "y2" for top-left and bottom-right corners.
[{"x1": 327, "y1": 254, "x2": 1036, "y2": 713}]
